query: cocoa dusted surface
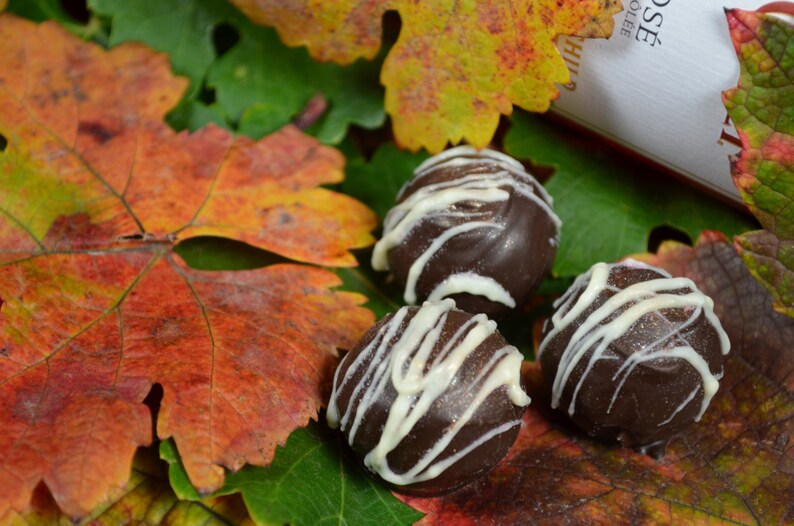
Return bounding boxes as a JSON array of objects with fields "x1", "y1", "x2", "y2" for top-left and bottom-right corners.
[
  {"x1": 539, "y1": 264, "x2": 727, "y2": 457},
  {"x1": 330, "y1": 305, "x2": 527, "y2": 496},
  {"x1": 384, "y1": 151, "x2": 559, "y2": 320}
]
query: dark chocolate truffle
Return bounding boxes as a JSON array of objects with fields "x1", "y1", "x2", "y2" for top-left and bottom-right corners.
[
  {"x1": 371, "y1": 146, "x2": 561, "y2": 319},
  {"x1": 327, "y1": 299, "x2": 530, "y2": 496},
  {"x1": 537, "y1": 260, "x2": 730, "y2": 456}
]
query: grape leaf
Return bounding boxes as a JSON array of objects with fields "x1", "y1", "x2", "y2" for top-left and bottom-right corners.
[
  {"x1": 0, "y1": 15, "x2": 376, "y2": 518},
  {"x1": 505, "y1": 113, "x2": 757, "y2": 277},
  {"x1": 723, "y1": 9, "x2": 794, "y2": 317},
  {"x1": 161, "y1": 422, "x2": 424, "y2": 526},
  {"x1": 88, "y1": 0, "x2": 385, "y2": 143},
  {"x1": 171, "y1": 237, "x2": 401, "y2": 322},
  {"x1": 401, "y1": 232, "x2": 793, "y2": 525},
  {"x1": 5, "y1": 446, "x2": 254, "y2": 525},
  {"x1": 227, "y1": 0, "x2": 622, "y2": 153}
]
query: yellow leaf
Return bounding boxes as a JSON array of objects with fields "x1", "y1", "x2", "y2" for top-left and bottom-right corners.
[{"x1": 230, "y1": 0, "x2": 621, "y2": 152}]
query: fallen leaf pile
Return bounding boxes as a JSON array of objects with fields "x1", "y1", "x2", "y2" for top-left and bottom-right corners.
[
  {"x1": 1, "y1": 2, "x2": 793, "y2": 525},
  {"x1": 228, "y1": 0, "x2": 621, "y2": 152},
  {"x1": 0, "y1": 14, "x2": 375, "y2": 518}
]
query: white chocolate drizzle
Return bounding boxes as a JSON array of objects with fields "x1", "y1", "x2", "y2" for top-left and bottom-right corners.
[
  {"x1": 428, "y1": 272, "x2": 516, "y2": 308},
  {"x1": 372, "y1": 146, "x2": 561, "y2": 308},
  {"x1": 326, "y1": 299, "x2": 530, "y2": 486},
  {"x1": 537, "y1": 260, "x2": 730, "y2": 425}
]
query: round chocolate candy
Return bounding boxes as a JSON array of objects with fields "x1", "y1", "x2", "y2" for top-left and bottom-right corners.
[
  {"x1": 371, "y1": 146, "x2": 561, "y2": 319},
  {"x1": 537, "y1": 260, "x2": 730, "y2": 456},
  {"x1": 327, "y1": 299, "x2": 530, "y2": 496}
]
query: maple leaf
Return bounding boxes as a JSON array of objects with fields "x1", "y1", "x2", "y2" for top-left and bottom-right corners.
[
  {"x1": 0, "y1": 14, "x2": 376, "y2": 519},
  {"x1": 723, "y1": 9, "x2": 794, "y2": 317},
  {"x1": 226, "y1": 0, "x2": 622, "y2": 153},
  {"x1": 401, "y1": 232, "x2": 793, "y2": 524}
]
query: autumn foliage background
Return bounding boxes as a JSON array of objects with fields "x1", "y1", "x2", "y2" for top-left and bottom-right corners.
[{"x1": 0, "y1": 1, "x2": 792, "y2": 525}]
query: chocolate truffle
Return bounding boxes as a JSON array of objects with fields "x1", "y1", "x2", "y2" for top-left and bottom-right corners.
[
  {"x1": 371, "y1": 146, "x2": 561, "y2": 319},
  {"x1": 537, "y1": 260, "x2": 730, "y2": 456},
  {"x1": 327, "y1": 299, "x2": 530, "y2": 496}
]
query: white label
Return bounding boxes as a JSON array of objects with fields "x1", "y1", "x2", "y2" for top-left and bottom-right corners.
[{"x1": 552, "y1": 1, "x2": 781, "y2": 203}]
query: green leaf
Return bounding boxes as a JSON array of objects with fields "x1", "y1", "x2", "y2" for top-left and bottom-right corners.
[
  {"x1": 160, "y1": 440, "x2": 203, "y2": 502},
  {"x1": 342, "y1": 144, "x2": 430, "y2": 221},
  {"x1": 237, "y1": 101, "x2": 297, "y2": 139},
  {"x1": 8, "y1": 0, "x2": 108, "y2": 41},
  {"x1": 209, "y1": 21, "x2": 384, "y2": 143},
  {"x1": 162, "y1": 422, "x2": 424, "y2": 526},
  {"x1": 89, "y1": 0, "x2": 385, "y2": 143},
  {"x1": 735, "y1": 229, "x2": 794, "y2": 315},
  {"x1": 167, "y1": 99, "x2": 231, "y2": 133},
  {"x1": 8, "y1": 445, "x2": 251, "y2": 525},
  {"x1": 7, "y1": 0, "x2": 76, "y2": 23},
  {"x1": 337, "y1": 144, "x2": 429, "y2": 321},
  {"x1": 336, "y1": 266, "x2": 402, "y2": 320},
  {"x1": 174, "y1": 237, "x2": 291, "y2": 271},
  {"x1": 89, "y1": 0, "x2": 237, "y2": 98},
  {"x1": 505, "y1": 112, "x2": 757, "y2": 277},
  {"x1": 723, "y1": 9, "x2": 794, "y2": 317}
]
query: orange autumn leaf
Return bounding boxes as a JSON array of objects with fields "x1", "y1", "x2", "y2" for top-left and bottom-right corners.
[
  {"x1": 229, "y1": 0, "x2": 621, "y2": 153},
  {"x1": 0, "y1": 14, "x2": 375, "y2": 519},
  {"x1": 0, "y1": 16, "x2": 374, "y2": 265}
]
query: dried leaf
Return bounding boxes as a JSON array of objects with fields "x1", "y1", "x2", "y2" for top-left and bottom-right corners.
[
  {"x1": 0, "y1": 14, "x2": 375, "y2": 518},
  {"x1": 227, "y1": 0, "x2": 622, "y2": 152},
  {"x1": 402, "y1": 233, "x2": 794, "y2": 525},
  {"x1": 723, "y1": 8, "x2": 794, "y2": 316}
]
